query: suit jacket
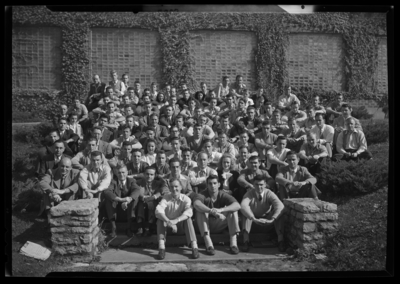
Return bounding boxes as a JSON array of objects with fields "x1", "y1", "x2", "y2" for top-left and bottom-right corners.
[
  {"x1": 153, "y1": 125, "x2": 169, "y2": 141},
  {"x1": 127, "y1": 161, "x2": 149, "y2": 176},
  {"x1": 275, "y1": 165, "x2": 317, "y2": 187},
  {"x1": 131, "y1": 178, "x2": 169, "y2": 209},
  {"x1": 162, "y1": 136, "x2": 188, "y2": 152},
  {"x1": 87, "y1": 82, "x2": 106, "y2": 103},
  {"x1": 103, "y1": 177, "x2": 140, "y2": 199},
  {"x1": 151, "y1": 163, "x2": 171, "y2": 177},
  {"x1": 67, "y1": 123, "x2": 83, "y2": 140},
  {"x1": 81, "y1": 140, "x2": 114, "y2": 159},
  {"x1": 159, "y1": 114, "x2": 177, "y2": 128},
  {"x1": 37, "y1": 154, "x2": 71, "y2": 179},
  {"x1": 57, "y1": 129, "x2": 79, "y2": 143},
  {"x1": 38, "y1": 167, "x2": 80, "y2": 215}
]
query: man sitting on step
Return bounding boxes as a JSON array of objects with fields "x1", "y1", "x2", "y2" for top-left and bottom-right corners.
[
  {"x1": 155, "y1": 179, "x2": 199, "y2": 260},
  {"x1": 193, "y1": 175, "x2": 241, "y2": 256},
  {"x1": 102, "y1": 163, "x2": 141, "y2": 238},
  {"x1": 240, "y1": 175, "x2": 286, "y2": 253}
]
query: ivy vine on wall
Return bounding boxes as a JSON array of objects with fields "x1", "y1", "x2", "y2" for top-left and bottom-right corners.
[{"x1": 11, "y1": 6, "x2": 387, "y2": 121}]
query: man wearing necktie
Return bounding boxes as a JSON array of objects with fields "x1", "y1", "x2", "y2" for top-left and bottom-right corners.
[
  {"x1": 240, "y1": 175, "x2": 286, "y2": 253},
  {"x1": 275, "y1": 151, "x2": 321, "y2": 201},
  {"x1": 126, "y1": 149, "x2": 149, "y2": 180},
  {"x1": 102, "y1": 164, "x2": 141, "y2": 237},
  {"x1": 310, "y1": 113, "x2": 334, "y2": 157},
  {"x1": 39, "y1": 157, "x2": 80, "y2": 221},
  {"x1": 131, "y1": 166, "x2": 169, "y2": 236},
  {"x1": 188, "y1": 152, "x2": 217, "y2": 193},
  {"x1": 332, "y1": 118, "x2": 372, "y2": 162},
  {"x1": 37, "y1": 140, "x2": 71, "y2": 180}
]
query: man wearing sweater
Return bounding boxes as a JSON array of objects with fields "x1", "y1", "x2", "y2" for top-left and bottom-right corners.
[{"x1": 240, "y1": 175, "x2": 286, "y2": 252}]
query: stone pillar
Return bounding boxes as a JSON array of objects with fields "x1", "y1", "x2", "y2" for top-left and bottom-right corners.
[
  {"x1": 283, "y1": 198, "x2": 338, "y2": 252},
  {"x1": 49, "y1": 199, "x2": 100, "y2": 260}
]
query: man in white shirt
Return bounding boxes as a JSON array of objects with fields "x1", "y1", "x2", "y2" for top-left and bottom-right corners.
[
  {"x1": 155, "y1": 179, "x2": 199, "y2": 260},
  {"x1": 108, "y1": 70, "x2": 126, "y2": 97},
  {"x1": 282, "y1": 101, "x2": 307, "y2": 127},
  {"x1": 309, "y1": 113, "x2": 335, "y2": 157},
  {"x1": 277, "y1": 85, "x2": 301, "y2": 112},
  {"x1": 214, "y1": 76, "x2": 231, "y2": 102},
  {"x1": 333, "y1": 118, "x2": 372, "y2": 162},
  {"x1": 215, "y1": 131, "x2": 236, "y2": 158},
  {"x1": 203, "y1": 97, "x2": 220, "y2": 125},
  {"x1": 78, "y1": 150, "x2": 112, "y2": 200}
]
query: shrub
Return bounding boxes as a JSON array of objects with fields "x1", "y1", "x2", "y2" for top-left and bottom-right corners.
[
  {"x1": 12, "y1": 179, "x2": 42, "y2": 212},
  {"x1": 361, "y1": 119, "x2": 389, "y2": 145},
  {"x1": 316, "y1": 156, "x2": 388, "y2": 198},
  {"x1": 12, "y1": 110, "x2": 42, "y2": 123},
  {"x1": 350, "y1": 106, "x2": 373, "y2": 120},
  {"x1": 13, "y1": 121, "x2": 54, "y2": 146}
]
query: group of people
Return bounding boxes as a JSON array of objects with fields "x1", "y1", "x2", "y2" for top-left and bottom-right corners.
[{"x1": 36, "y1": 70, "x2": 373, "y2": 260}]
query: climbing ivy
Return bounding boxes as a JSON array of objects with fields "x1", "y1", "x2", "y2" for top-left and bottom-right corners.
[{"x1": 12, "y1": 6, "x2": 387, "y2": 120}]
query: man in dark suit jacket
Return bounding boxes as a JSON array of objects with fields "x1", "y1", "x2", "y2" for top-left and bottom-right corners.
[
  {"x1": 85, "y1": 74, "x2": 107, "y2": 111},
  {"x1": 39, "y1": 130, "x2": 74, "y2": 160},
  {"x1": 275, "y1": 151, "x2": 321, "y2": 201},
  {"x1": 57, "y1": 117, "x2": 80, "y2": 154},
  {"x1": 37, "y1": 140, "x2": 71, "y2": 180},
  {"x1": 127, "y1": 149, "x2": 150, "y2": 180},
  {"x1": 38, "y1": 157, "x2": 79, "y2": 218},
  {"x1": 131, "y1": 166, "x2": 169, "y2": 236},
  {"x1": 102, "y1": 164, "x2": 141, "y2": 237},
  {"x1": 148, "y1": 113, "x2": 169, "y2": 142},
  {"x1": 159, "y1": 105, "x2": 177, "y2": 129}
]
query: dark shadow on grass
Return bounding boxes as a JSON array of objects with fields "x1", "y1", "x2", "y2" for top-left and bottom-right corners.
[{"x1": 12, "y1": 211, "x2": 52, "y2": 249}]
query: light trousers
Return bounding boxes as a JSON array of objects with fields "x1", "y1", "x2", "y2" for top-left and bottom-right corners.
[
  {"x1": 157, "y1": 218, "x2": 197, "y2": 246},
  {"x1": 195, "y1": 211, "x2": 241, "y2": 237}
]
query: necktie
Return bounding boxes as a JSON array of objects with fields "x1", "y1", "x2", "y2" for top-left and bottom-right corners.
[
  {"x1": 60, "y1": 175, "x2": 66, "y2": 189},
  {"x1": 241, "y1": 162, "x2": 246, "y2": 169},
  {"x1": 199, "y1": 170, "x2": 206, "y2": 177},
  {"x1": 319, "y1": 127, "x2": 324, "y2": 140},
  {"x1": 258, "y1": 194, "x2": 262, "y2": 201}
]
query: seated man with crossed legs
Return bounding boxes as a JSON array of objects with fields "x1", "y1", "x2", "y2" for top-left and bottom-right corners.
[
  {"x1": 240, "y1": 175, "x2": 286, "y2": 252},
  {"x1": 155, "y1": 179, "x2": 199, "y2": 260},
  {"x1": 193, "y1": 175, "x2": 241, "y2": 255}
]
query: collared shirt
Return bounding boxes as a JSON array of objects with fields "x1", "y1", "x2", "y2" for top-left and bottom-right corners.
[
  {"x1": 336, "y1": 129, "x2": 368, "y2": 154},
  {"x1": 310, "y1": 124, "x2": 334, "y2": 144},
  {"x1": 214, "y1": 84, "x2": 230, "y2": 99},
  {"x1": 67, "y1": 104, "x2": 88, "y2": 120},
  {"x1": 109, "y1": 80, "x2": 126, "y2": 96},
  {"x1": 299, "y1": 142, "x2": 328, "y2": 157},
  {"x1": 142, "y1": 153, "x2": 157, "y2": 165},
  {"x1": 188, "y1": 166, "x2": 217, "y2": 186},
  {"x1": 288, "y1": 166, "x2": 299, "y2": 182},
  {"x1": 54, "y1": 155, "x2": 62, "y2": 164},
  {"x1": 217, "y1": 142, "x2": 236, "y2": 158},
  {"x1": 155, "y1": 193, "x2": 193, "y2": 220},
  {"x1": 278, "y1": 93, "x2": 300, "y2": 108},
  {"x1": 332, "y1": 115, "x2": 363, "y2": 132},
  {"x1": 238, "y1": 168, "x2": 274, "y2": 189},
  {"x1": 78, "y1": 163, "x2": 112, "y2": 192},
  {"x1": 285, "y1": 110, "x2": 307, "y2": 127},
  {"x1": 266, "y1": 147, "x2": 290, "y2": 170},
  {"x1": 304, "y1": 118, "x2": 317, "y2": 131}
]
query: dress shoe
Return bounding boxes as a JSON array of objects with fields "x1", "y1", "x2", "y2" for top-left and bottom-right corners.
[
  {"x1": 136, "y1": 227, "x2": 143, "y2": 235},
  {"x1": 158, "y1": 249, "x2": 165, "y2": 260},
  {"x1": 192, "y1": 248, "x2": 199, "y2": 259},
  {"x1": 278, "y1": 241, "x2": 287, "y2": 252},
  {"x1": 230, "y1": 246, "x2": 239, "y2": 255},
  {"x1": 206, "y1": 246, "x2": 215, "y2": 255},
  {"x1": 242, "y1": 241, "x2": 250, "y2": 252}
]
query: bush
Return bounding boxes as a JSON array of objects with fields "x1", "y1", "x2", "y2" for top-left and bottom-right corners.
[
  {"x1": 12, "y1": 110, "x2": 42, "y2": 123},
  {"x1": 13, "y1": 121, "x2": 54, "y2": 146},
  {"x1": 350, "y1": 106, "x2": 374, "y2": 120},
  {"x1": 361, "y1": 119, "x2": 389, "y2": 145},
  {"x1": 12, "y1": 180, "x2": 42, "y2": 212},
  {"x1": 316, "y1": 156, "x2": 388, "y2": 198}
]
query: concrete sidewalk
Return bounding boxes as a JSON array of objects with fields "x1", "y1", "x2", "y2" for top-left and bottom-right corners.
[{"x1": 99, "y1": 246, "x2": 287, "y2": 264}]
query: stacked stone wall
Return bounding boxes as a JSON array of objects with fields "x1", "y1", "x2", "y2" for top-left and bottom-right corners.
[
  {"x1": 283, "y1": 198, "x2": 338, "y2": 251},
  {"x1": 50, "y1": 199, "x2": 100, "y2": 258}
]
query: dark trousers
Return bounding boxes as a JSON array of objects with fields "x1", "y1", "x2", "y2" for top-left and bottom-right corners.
[
  {"x1": 332, "y1": 149, "x2": 373, "y2": 162},
  {"x1": 135, "y1": 199, "x2": 160, "y2": 228},
  {"x1": 299, "y1": 157, "x2": 327, "y2": 176},
  {"x1": 103, "y1": 190, "x2": 134, "y2": 222},
  {"x1": 278, "y1": 183, "x2": 321, "y2": 201}
]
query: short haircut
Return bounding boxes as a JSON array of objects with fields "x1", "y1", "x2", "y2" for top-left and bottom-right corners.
[
  {"x1": 105, "y1": 86, "x2": 113, "y2": 92},
  {"x1": 131, "y1": 148, "x2": 142, "y2": 155},
  {"x1": 315, "y1": 113, "x2": 326, "y2": 120},
  {"x1": 144, "y1": 166, "x2": 157, "y2": 173},
  {"x1": 91, "y1": 126, "x2": 102, "y2": 132},
  {"x1": 292, "y1": 100, "x2": 300, "y2": 106},
  {"x1": 91, "y1": 150, "x2": 102, "y2": 158},
  {"x1": 273, "y1": 109, "x2": 281, "y2": 114},
  {"x1": 150, "y1": 113, "x2": 159, "y2": 119},
  {"x1": 287, "y1": 118, "x2": 297, "y2": 124},
  {"x1": 253, "y1": 175, "x2": 265, "y2": 182},
  {"x1": 121, "y1": 141, "x2": 132, "y2": 148},
  {"x1": 125, "y1": 114, "x2": 134, "y2": 120},
  {"x1": 170, "y1": 136, "x2": 180, "y2": 143},
  {"x1": 124, "y1": 104, "x2": 133, "y2": 110},
  {"x1": 240, "y1": 131, "x2": 249, "y2": 136},
  {"x1": 116, "y1": 162, "x2": 127, "y2": 171},
  {"x1": 249, "y1": 155, "x2": 259, "y2": 162},
  {"x1": 107, "y1": 101, "x2": 115, "y2": 107},
  {"x1": 306, "y1": 105, "x2": 315, "y2": 111},
  {"x1": 236, "y1": 74, "x2": 243, "y2": 79},
  {"x1": 222, "y1": 76, "x2": 229, "y2": 80},
  {"x1": 58, "y1": 117, "x2": 67, "y2": 123},
  {"x1": 181, "y1": 146, "x2": 191, "y2": 153},
  {"x1": 193, "y1": 123, "x2": 202, "y2": 129},
  {"x1": 175, "y1": 115, "x2": 183, "y2": 120},
  {"x1": 99, "y1": 113, "x2": 109, "y2": 120},
  {"x1": 221, "y1": 115, "x2": 229, "y2": 120},
  {"x1": 122, "y1": 125, "x2": 132, "y2": 131},
  {"x1": 217, "y1": 130, "x2": 227, "y2": 136},
  {"x1": 341, "y1": 103, "x2": 352, "y2": 109},
  {"x1": 127, "y1": 86, "x2": 134, "y2": 92},
  {"x1": 169, "y1": 178, "x2": 183, "y2": 188},
  {"x1": 262, "y1": 120, "x2": 271, "y2": 126},
  {"x1": 146, "y1": 138, "x2": 157, "y2": 145},
  {"x1": 276, "y1": 135, "x2": 287, "y2": 142},
  {"x1": 202, "y1": 139, "x2": 212, "y2": 145},
  {"x1": 239, "y1": 145, "x2": 249, "y2": 151},
  {"x1": 170, "y1": 95, "x2": 177, "y2": 100},
  {"x1": 168, "y1": 158, "x2": 180, "y2": 166},
  {"x1": 286, "y1": 151, "x2": 298, "y2": 158},
  {"x1": 145, "y1": 126, "x2": 156, "y2": 133},
  {"x1": 49, "y1": 129, "x2": 60, "y2": 137},
  {"x1": 346, "y1": 117, "x2": 356, "y2": 124},
  {"x1": 238, "y1": 98, "x2": 246, "y2": 104},
  {"x1": 206, "y1": 174, "x2": 219, "y2": 184},
  {"x1": 87, "y1": 137, "x2": 97, "y2": 143},
  {"x1": 226, "y1": 94, "x2": 233, "y2": 99},
  {"x1": 54, "y1": 139, "x2": 64, "y2": 146},
  {"x1": 247, "y1": 106, "x2": 256, "y2": 111},
  {"x1": 265, "y1": 102, "x2": 273, "y2": 107}
]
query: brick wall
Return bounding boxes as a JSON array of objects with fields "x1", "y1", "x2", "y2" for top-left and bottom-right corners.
[
  {"x1": 89, "y1": 28, "x2": 162, "y2": 90},
  {"x1": 12, "y1": 27, "x2": 62, "y2": 89},
  {"x1": 376, "y1": 37, "x2": 388, "y2": 93},
  {"x1": 287, "y1": 33, "x2": 345, "y2": 92},
  {"x1": 190, "y1": 30, "x2": 257, "y2": 91}
]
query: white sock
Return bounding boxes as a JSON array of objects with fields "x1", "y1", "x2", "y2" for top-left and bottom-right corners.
[
  {"x1": 230, "y1": 234, "x2": 237, "y2": 247},
  {"x1": 159, "y1": 239, "x2": 165, "y2": 249},
  {"x1": 191, "y1": 241, "x2": 198, "y2": 249},
  {"x1": 204, "y1": 233, "x2": 213, "y2": 248}
]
